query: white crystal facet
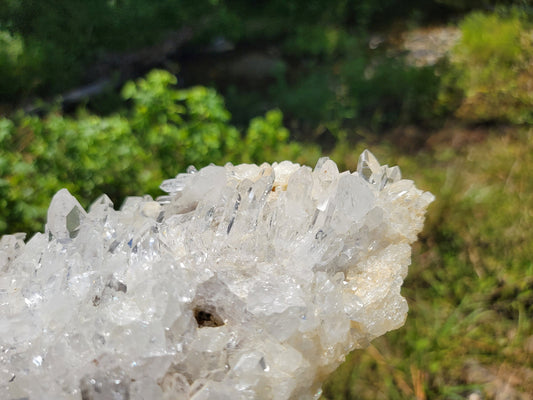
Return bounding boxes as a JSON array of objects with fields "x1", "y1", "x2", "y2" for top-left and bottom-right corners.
[{"x1": 0, "y1": 151, "x2": 434, "y2": 399}]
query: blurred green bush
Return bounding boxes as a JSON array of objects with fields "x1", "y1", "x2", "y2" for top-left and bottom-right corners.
[
  {"x1": 267, "y1": 53, "x2": 441, "y2": 134},
  {"x1": 341, "y1": 56, "x2": 441, "y2": 130},
  {"x1": 444, "y1": 9, "x2": 533, "y2": 123},
  {"x1": 0, "y1": 0, "x2": 219, "y2": 101},
  {"x1": 0, "y1": 70, "x2": 314, "y2": 235},
  {"x1": 0, "y1": 31, "x2": 48, "y2": 101}
]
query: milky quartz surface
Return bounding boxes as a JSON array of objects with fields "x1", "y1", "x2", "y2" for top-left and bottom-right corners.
[{"x1": 0, "y1": 151, "x2": 433, "y2": 400}]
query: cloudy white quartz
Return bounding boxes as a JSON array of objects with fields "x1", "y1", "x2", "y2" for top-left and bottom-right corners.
[{"x1": 0, "y1": 151, "x2": 433, "y2": 399}]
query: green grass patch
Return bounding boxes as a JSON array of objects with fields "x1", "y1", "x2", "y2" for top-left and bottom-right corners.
[{"x1": 444, "y1": 9, "x2": 533, "y2": 124}]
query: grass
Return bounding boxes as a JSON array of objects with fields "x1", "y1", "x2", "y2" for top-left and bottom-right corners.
[{"x1": 320, "y1": 127, "x2": 533, "y2": 399}]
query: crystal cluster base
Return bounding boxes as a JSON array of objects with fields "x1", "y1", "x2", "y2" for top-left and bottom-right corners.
[{"x1": 0, "y1": 151, "x2": 433, "y2": 399}]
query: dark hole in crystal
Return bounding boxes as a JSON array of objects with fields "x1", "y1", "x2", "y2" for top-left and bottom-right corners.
[
  {"x1": 193, "y1": 305, "x2": 224, "y2": 328},
  {"x1": 106, "y1": 277, "x2": 127, "y2": 293},
  {"x1": 92, "y1": 295, "x2": 101, "y2": 306}
]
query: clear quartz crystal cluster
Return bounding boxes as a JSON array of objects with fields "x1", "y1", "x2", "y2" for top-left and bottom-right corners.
[{"x1": 0, "y1": 151, "x2": 433, "y2": 400}]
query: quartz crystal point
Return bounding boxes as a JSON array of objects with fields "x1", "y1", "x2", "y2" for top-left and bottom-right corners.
[{"x1": 0, "y1": 151, "x2": 434, "y2": 400}]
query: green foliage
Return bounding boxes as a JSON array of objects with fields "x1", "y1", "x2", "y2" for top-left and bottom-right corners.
[
  {"x1": 282, "y1": 25, "x2": 357, "y2": 59},
  {"x1": 435, "y1": 0, "x2": 530, "y2": 10},
  {"x1": 0, "y1": 30, "x2": 48, "y2": 100},
  {"x1": 445, "y1": 9, "x2": 533, "y2": 123},
  {"x1": 254, "y1": 51, "x2": 442, "y2": 134},
  {"x1": 0, "y1": 0, "x2": 478, "y2": 106},
  {"x1": 341, "y1": 56, "x2": 441, "y2": 130},
  {"x1": 271, "y1": 68, "x2": 339, "y2": 125},
  {"x1": 0, "y1": 70, "x2": 311, "y2": 236},
  {"x1": 122, "y1": 70, "x2": 241, "y2": 176},
  {"x1": 0, "y1": 0, "x2": 218, "y2": 101},
  {"x1": 243, "y1": 109, "x2": 302, "y2": 162},
  {"x1": 221, "y1": 0, "x2": 434, "y2": 30},
  {"x1": 0, "y1": 111, "x2": 153, "y2": 233}
]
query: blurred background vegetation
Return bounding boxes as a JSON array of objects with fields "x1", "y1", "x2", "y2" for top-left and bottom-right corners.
[{"x1": 0, "y1": 0, "x2": 532, "y2": 398}]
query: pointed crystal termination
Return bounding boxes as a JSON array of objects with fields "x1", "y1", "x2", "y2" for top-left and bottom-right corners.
[
  {"x1": 357, "y1": 149, "x2": 382, "y2": 182},
  {"x1": 0, "y1": 151, "x2": 433, "y2": 400},
  {"x1": 357, "y1": 150, "x2": 404, "y2": 190},
  {"x1": 46, "y1": 188, "x2": 87, "y2": 240}
]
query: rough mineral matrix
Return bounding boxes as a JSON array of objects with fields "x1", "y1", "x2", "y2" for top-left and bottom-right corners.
[{"x1": 0, "y1": 151, "x2": 433, "y2": 400}]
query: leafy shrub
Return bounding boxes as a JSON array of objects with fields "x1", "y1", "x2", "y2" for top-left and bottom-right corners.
[
  {"x1": 0, "y1": 31, "x2": 48, "y2": 101},
  {"x1": 122, "y1": 70, "x2": 241, "y2": 177},
  {"x1": 341, "y1": 56, "x2": 441, "y2": 130},
  {"x1": 270, "y1": 68, "x2": 338, "y2": 125},
  {"x1": 242, "y1": 109, "x2": 300, "y2": 162},
  {"x1": 447, "y1": 9, "x2": 533, "y2": 123},
  {"x1": 282, "y1": 25, "x2": 358, "y2": 59},
  {"x1": 254, "y1": 51, "x2": 441, "y2": 136},
  {"x1": 0, "y1": 111, "x2": 153, "y2": 234},
  {"x1": 0, "y1": 0, "x2": 220, "y2": 101},
  {"x1": 0, "y1": 0, "x2": 477, "y2": 105}
]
